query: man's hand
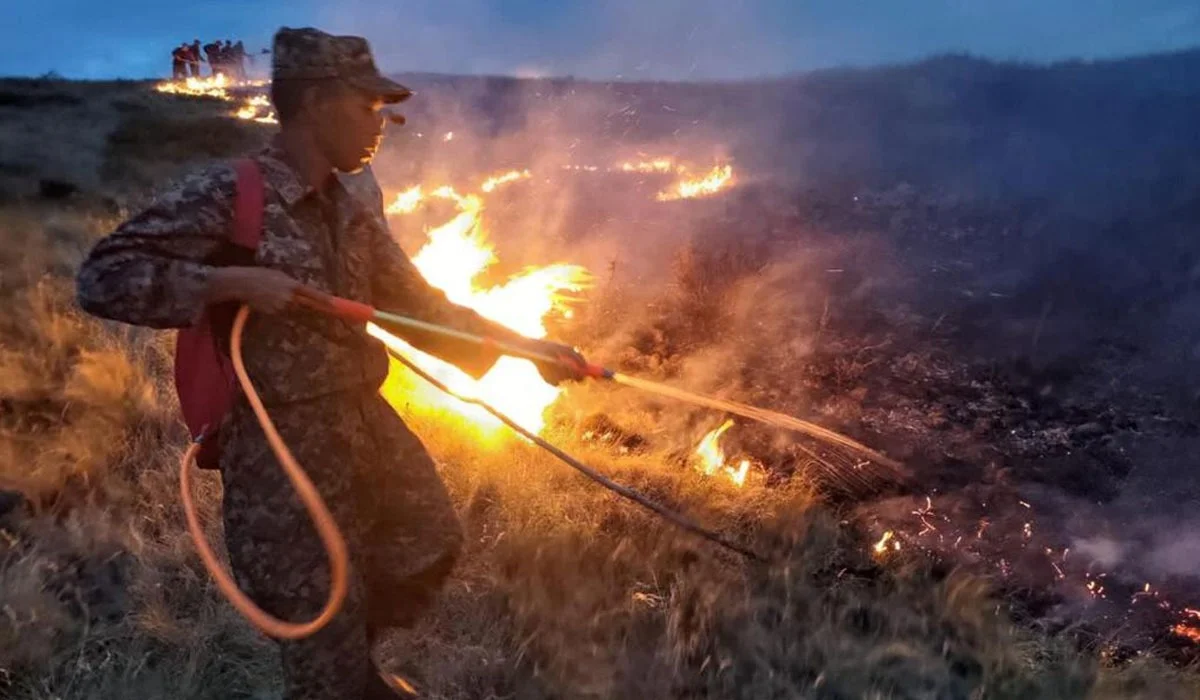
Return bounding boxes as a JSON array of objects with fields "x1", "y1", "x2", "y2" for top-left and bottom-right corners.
[
  {"x1": 205, "y1": 266, "x2": 300, "y2": 314},
  {"x1": 527, "y1": 340, "x2": 591, "y2": 386}
]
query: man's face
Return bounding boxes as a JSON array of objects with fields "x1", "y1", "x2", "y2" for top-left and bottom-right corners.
[{"x1": 311, "y1": 84, "x2": 386, "y2": 174}]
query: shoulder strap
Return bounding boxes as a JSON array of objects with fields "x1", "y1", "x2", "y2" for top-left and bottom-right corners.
[{"x1": 231, "y1": 158, "x2": 264, "y2": 250}]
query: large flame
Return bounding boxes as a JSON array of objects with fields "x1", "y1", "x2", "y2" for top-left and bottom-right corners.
[
  {"x1": 693, "y1": 419, "x2": 751, "y2": 487},
  {"x1": 372, "y1": 157, "x2": 737, "y2": 436},
  {"x1": 373, "y1": 182, "x2": 588, "y2": 437}
]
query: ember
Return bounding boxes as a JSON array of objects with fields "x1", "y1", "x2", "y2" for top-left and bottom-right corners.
[
  {"x1": 873, "y1": 530, "x2": 900, "y2": 555},
  {"x1": 1175, "y1": 620, "x2": 1200, "y2": 644}
]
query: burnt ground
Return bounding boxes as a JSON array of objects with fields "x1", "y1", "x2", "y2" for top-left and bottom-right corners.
[
  {"x1": 607, "y1": 180, "x2": 1200, "y2": 663},
  {"x1": 514, "y1": 163, "x2": 1200, "y2": 664}
]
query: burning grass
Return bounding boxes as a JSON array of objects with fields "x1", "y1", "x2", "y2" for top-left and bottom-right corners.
[{"x1": 2, "y1": 77, "x2": 1200, "y2": 698}]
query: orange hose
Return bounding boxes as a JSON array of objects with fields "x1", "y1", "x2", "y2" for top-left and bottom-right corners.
[{"x1": 180, "y1": 305, "x2": 349, "y2": 640}]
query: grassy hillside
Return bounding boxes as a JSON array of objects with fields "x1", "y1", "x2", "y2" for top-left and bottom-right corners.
[{"x1": 1, "y1": 59, "x2": 1199, "y2": 699}]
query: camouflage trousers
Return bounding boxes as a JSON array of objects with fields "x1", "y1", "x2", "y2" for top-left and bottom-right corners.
[{"x1": 219, "y1": 387, "x2": 463, "y2": 699}]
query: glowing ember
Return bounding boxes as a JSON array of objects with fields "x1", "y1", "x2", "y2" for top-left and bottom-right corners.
[
  {"x1": 1174, "y1": 623, "x2": 1200, "y2": 643},
  {"x1": 374, "y1": 180, "x2": 588, "y2": 435},
  {"x1": 693, "y1": 419, "x2": 751, "y2": 486},
  {"x1": 873, "y1": 530, "x2": 900, "y2": 555},
  {"x1": 657, "y1": 164, "x2": 736, "y2": 201},
  {"x1": 480, "y1": 169, "x2": 532, "y2": 193}
]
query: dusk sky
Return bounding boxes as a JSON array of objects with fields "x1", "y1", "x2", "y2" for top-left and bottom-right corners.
[{"x1": 5, "y1": 1, "x2": 1199, "y2": 81}]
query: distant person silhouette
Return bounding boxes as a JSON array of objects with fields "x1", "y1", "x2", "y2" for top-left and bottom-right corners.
[
  {"x1": 171, "y1": 44, "x2": 187, "y2": 80},
  {"x1": 187, "y1": 39, "x2": 204, "y2": 78},
  {"x1": 232, "y1": 40, "x2": 247, "y2": 80},
  {"x1": 203, "y1": 40, "x2": 223, "y2": 77}
]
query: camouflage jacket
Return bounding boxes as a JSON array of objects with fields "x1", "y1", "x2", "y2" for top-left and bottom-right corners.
[{"x1": 77, "y1": 143, "x2": 515, "y2": 405}]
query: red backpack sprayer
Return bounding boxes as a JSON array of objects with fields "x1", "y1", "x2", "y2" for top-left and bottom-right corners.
[{"x1": 177, "y1": 160, "x2": 904, "y2": 640}]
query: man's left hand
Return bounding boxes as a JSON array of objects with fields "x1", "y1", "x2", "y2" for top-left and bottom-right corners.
[{"x1": 527, "y1": 340, "x2": 591, "y2": 386}]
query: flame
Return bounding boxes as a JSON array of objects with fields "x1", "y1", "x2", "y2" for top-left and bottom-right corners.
[
  {"x1": 657, "y1": 164, "x2": 736, "y2": 201},
  {"x1": 693, "y1": 419, "x2": 751, "y2": 487},
  {"x1": 156, "y1": 76, "x2": 277, "y2": 123},
  {"x1": 1175, "y1": 609, "x2": 1200, "y2": 643},
  {"x1": 234, "y1": 94, "x2": 277, "y2": 123},
  {"x1": 873, "y1": 530, "x2": 900, "y2": 555},
  {"x1": 387, "y1": 185, "x2": 424, "y2": 215},
  {"x1": 614, "y1": 157, "x2": 738, "y2": 201},
  {"x1": 155, "y1": 75, "x2": 232, "y2": 98},
  {"x1": 480, "y1": 169, "x2": 532, "y2": 193},
  {"x1": 620, "y1": 158, "x2": 677, "y2": 174},
  {"x1": 374, "y1": 181, "x2": 588, "y2": 436}
]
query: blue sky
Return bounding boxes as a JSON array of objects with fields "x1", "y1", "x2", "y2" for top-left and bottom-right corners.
[{"x1": 4, "y1": 1, "x2": 1200, "y2": 80}]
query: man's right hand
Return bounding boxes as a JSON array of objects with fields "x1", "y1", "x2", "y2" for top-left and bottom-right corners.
[{"x1": 205, "y1": 266, "x2": 300, "y2": 314}]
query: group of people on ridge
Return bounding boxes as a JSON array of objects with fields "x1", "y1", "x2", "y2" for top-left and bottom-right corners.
[{"x1": 171, "y1": 39, "x2": 252, "y2": 80}]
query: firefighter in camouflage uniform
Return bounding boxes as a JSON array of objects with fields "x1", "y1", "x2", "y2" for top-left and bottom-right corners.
[{"x1": 76, "y1": 26, "x2": 584, "y2": 700}]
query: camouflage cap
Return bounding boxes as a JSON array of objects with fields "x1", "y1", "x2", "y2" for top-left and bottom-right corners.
[{"x1": 272, "y1": 26, "x2": 412, "y2": 103}]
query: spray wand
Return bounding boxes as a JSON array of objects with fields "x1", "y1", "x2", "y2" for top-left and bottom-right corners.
[{"x1": 292, "y1": 286, "x2": 902, "y2": 471}]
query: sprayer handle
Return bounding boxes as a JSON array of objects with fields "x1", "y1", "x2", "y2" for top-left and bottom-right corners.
[{"x1": 291, "y1": 286, "x2": 375, "y2": 324}]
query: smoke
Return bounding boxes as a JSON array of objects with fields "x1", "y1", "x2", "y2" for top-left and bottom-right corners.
[
  {"x1": 303, "y1": 9, "x2": 1200, "y2": 648},
  {"x1": 312, "y1": 0, "x2": 804, "y2": 81},
  {"x1": 308, "y1": 1, "x2": 1200, "y2": 81},
  {"x1": 1148, "y1": 526, "x2": 1200, "y2": 577}
]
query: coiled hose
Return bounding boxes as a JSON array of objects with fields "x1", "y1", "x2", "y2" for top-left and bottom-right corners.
[{"x1": 180, "y1": 305, "x2": 350, "y2": 639}]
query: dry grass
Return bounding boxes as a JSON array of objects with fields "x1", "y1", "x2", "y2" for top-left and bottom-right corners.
[{"x1": 0, "y1": 78, "x2": 1198, "y2": 699}]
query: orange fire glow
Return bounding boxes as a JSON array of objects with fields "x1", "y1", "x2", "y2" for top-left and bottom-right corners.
[
  {"x1": 155, "y1": 76, "x2": 277, "y2": 123},
  {"x1": 374, "y1": 181, "x2": 588, "y2": 436},
  {"x1": 873, "y1": 530, "x2": 898, "y2": 555},
  {"x1": 155, "y1": 75, "x2": 235, "y2": 98},
  {"x1": 693, "y1": 419, "x2": 751, "y2": 487},
  {"x1": 387, "y1": 185, "x2": 424, "y2": 215},
  {"x1": 620, "y1": 158, "x2": 677, "y2": 174},
  {"x1": 375, "y1": 155, "x2": 737, "y2": 440},
  {"x1": 657, "y1": 164, "x2": 736, "y2": 201},
  {"x1": 234, "y1": 94, "x2": 278, "y2": 123},
  {"x1": 480, "y1": 169, "x2": 532, "y2": 193},
  {"x1": 1174, "y1": 609, "x2": 1200, "y2": 643}
]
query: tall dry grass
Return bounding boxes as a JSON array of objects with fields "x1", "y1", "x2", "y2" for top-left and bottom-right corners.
[{"x1": 0, "y1": 203, "x2": 278, "y2": 699}]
